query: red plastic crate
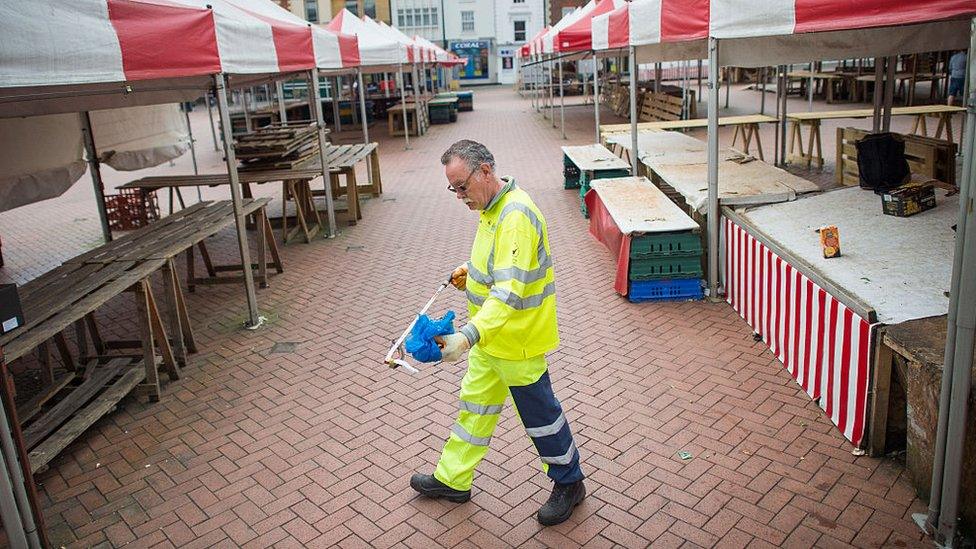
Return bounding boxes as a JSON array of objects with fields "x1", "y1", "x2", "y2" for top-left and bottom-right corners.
[{"x1": 104, "y1": 189, "x2": 159, "y2": 231}]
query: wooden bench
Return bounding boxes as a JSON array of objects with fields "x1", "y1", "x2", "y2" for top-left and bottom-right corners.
[
  {"x1": 836, "y1": 127, "x2": 958, "y2": 187},
  {"x1": 601, "y1": 114, "x2": 777, "y2": 161},
  {"x1": 787, "y1": 105, "x2": 965, "y2": 169},
  {"x1": 786, "y1": 70, "x2": 854, "y2": 103}
]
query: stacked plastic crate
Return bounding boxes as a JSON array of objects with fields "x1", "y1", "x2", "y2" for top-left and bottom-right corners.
[
  {"x1": 563, "y1": 153, "x2": 581, "y2": 189},
  {"x1": 627, "y1": 231, "x2": 704, "y2": 302}
]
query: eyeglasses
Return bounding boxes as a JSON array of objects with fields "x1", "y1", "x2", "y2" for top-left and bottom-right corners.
[{"x1": 448, "y1": 165, "x2": 480, "y2": 194}]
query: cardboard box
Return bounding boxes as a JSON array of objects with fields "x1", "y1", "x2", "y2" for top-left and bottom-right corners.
[{"x1": 882, "y1": 182, "x2": 936, "y2": 217}]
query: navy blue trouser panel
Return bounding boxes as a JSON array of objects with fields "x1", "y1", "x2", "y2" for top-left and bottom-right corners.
[{"x1": 508, "y1": 370, "x2": 584, "y2": 484}]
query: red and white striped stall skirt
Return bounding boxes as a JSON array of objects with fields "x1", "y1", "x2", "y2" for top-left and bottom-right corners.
[{"x1": 724, "y1": 217, "x2": 876, "y2": 447}]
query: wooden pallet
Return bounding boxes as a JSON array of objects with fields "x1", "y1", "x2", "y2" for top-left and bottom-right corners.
[{"x1": 835, "y1": 127, "x2": 958, "y2": 187}]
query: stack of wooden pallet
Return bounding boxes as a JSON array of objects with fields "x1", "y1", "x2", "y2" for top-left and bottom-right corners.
[{"x1": 236, "y1": 124, "x2": 321, "y2": 170}]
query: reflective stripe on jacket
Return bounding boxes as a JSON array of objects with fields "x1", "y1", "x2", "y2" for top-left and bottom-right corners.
[{"x1": 459, "y1": 178, "x2": 559, "y2": 360}]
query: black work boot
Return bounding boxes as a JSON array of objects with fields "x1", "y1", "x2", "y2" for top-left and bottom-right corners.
[
  {"x1": 410, "y1": 473, "x2": 471, "y2": 503},
  {"x1": 537, "y1": 480, "x2": 586, "y2": 526}
]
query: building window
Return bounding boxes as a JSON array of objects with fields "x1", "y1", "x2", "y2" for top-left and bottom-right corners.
[
  {"x1": 561, "y1": 7, "x2": 574, "y2": 17},
  {"x1": 396, "y1": 7, "x2": 439, "y2": 29},
  {"x1": 461, "y1": 11, "x2": 474, "y2": 32},
  {"x1": 363, "y1": 0, "x2": 376, "y2": 19},
  {"x1": 513, "y1": 20, "x2": 526, "y2": 42},
  {"x1": 304, "y1": 0, "x2": 318, "y2": 22},
  {"x1": 513, "y1": 0, "x2": 525, "y2": 3}
]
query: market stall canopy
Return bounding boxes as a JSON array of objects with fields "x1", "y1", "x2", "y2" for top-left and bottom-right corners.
[
  {"x1": 325, "y1": 8, "x2": 408, "y2": 68},
  {"x1": 555, "y1": 0, "x2": 627, "y2": 53},
  {"x1": 376, "y1": 20, "x2": 432, "y2": 62},
  {"x1": 0, "y1": 0, "x2": 359, "y2": 118},
  {"x1": 521, "y1": 27, "x2": 549, "y2": 58},
  {"x1": 413, "y1": 36, "x2": 466, "y2": 66},
  {"x1": 541, "y1": 4, "x2": 591, "y2": 54},
  {"x1": 591, "y1": 0, "x2": 974, "y2": 66}
]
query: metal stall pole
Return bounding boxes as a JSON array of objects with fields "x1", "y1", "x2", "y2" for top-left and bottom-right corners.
[
  {"x1": 0, "y1": 390, "x2": 41, "y2": 549},
  {"x1": 872, "y1": 58, "x2": 884, "y2": 132},
  {"x1": 698, "y1": 59, "x2": 703, "y2": 102},
  {"x1": 594, "y1": 52, "x2": 601, "y2": 144},
  {"x1": 241, "y1": 89, "x2": 252, "y2": 133},
  {"x1": 357, "y1": 68, "x2": 374, "y2": 187},
  {"x1": 182, "y1": 103, "x2": 202, "y2": 203},
  {"x1": 774, "y1": 67, "x2": 781, "y2": 165},
  {"x1": 558, "y1": 59, "x2": 566, "y2": 139},
  {"x1": 309, "y1": 69, "x2": 339, "y2": 237},
  {"x1": 808, "y1": 61, "x2": 815, "y2": 111},
  {"x1": 724, "y1": 67, "x2": 731, "y2": 108},
  {"x1": 922, "y1": 18, "x2": 976, "y2": 544},
  {"x1": 779, "y1": 65, "x2": 788, "y2": 167},
  {"x1": 550, "y1": 58, "x2": 556, "y2": 127},
  {"x1": 80, "y1": 112, "x2": 112, "y2": 243},
  {"x1": 629, "y1": 46, "x2": 639, "y2": 175},
  {"x1": 213, "y1": 74, "x2": 261, "y2": 328},
  {"x1": 206, "y1": 91, "x2": 220, "y2": 151},
  {"x1": 654, "y1": 62, "x2": 661, "y2": 93},
  {"x1": 760, "y1": 67, "x2": 767, "y2": 114},
  {"x1": 398, "y1": 64, "x2": 411, "y2": 150},
  {"x1": 384, "y1": 72, "x2": 391, "y2": 98},
  {"x1": 706, "y1": 38, "x2": 721, "y2": 299},
  {"x1": 276, "y1": 80, "x2": 288, "y2": 123},
  {"x1": 882, "y1": 56, "x2": 896, "y2": 132},
  {"x1": 333, "y1": 76, "x2": 343, "y2": 132},
  {"x1": 0, "y1": 438, "x2": 29, "y2": 549}
]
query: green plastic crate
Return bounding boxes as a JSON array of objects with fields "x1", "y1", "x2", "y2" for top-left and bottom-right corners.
[
  {"x1": 563, "y1": 154, "x2": 581, "y2": 189},
  {"x1": 629, "y1": 231, "x2": 702, "y2": 259},
  {"x1": 629, "y1": 255, "x2": 704, "y2": 280},
  {"x1": 579, "y1": 168, "x2": 631, "y2": 188}
]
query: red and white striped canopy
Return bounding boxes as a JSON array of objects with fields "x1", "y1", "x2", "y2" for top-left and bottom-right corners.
[
  {"x1": 2, "y1": 0, "x2": 358, "y2": 87},
  {"x1": 554, "y1": 0, "x2": 626, "y2": 53},
  {"x1": 520, "y1": 27, "x2": 549, "y2": 58},
  {"x1": 327, "y1": 8, "x2": 409, "y2": 68},
  {"x1": 0, "y1": 0, "x2": 360, "y2": 117},
  {"x1": 540, "y1": 3, "x2": 591, "y2": 54},
  {"x1": 591, "y1": 0, "x2": 975, "y2": 65}
]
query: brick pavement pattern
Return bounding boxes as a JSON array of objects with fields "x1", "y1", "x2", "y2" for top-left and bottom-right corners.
[{"x1": 5, "y1": 87, "x2": 930, "y2": 548}]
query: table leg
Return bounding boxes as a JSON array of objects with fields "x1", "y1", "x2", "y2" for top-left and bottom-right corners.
[
  {"x1": 85, "y1": 313, "x2": 105, "y2": 356},
  {"x1": 145, "y1": 283, "x2": 178, "y2": 381},
  {"x1": 37, "y1": 341, "x2": 54, "y2": 387},
  {"x1": 53, "y1": 333, "x2": 76, "y2": 373},
  {"x1": 346, "y1": 167, "x2": 360, "y2": 224},
  {"x1": 74, "y1": 319, "x2": 88, "y2": 364},
  {"x1": 168, "y1": 259, "x2": 197, "y2": 354},
  {"x1": 185, "y1": 247, "x2": 196, "y2": 293},
  {"x1": 161, "y1": 260, "x2": 188, "y2": 368},
  {"x1": 369, "y1": 148, "x2": 383, "y2": 195},
  {"x1": 281, "y1": 181, "x2": 289, "y2": 245},
  {"x1": 257, "y1": 208, "x2": 268, "y2": 288},
  {"x1": 731, "y1": 125, "x2": 741, "y2": 149},
  {"x1": 134, "y1": 280, "x2": 161, "y2": 402},
  {"x1": 813, "y1": 122, "x2": 823, "y2": 169},
  {"x1": 303, "y1": 180, "x2": 323, "y2": 234},
  {"x1": 752, "y1": 125, "x2": 765, "y2": 161},
  {"x1": 788, "y1": 121, "x2": 801, "y2": 164},
  {"x1": 805, "y1": 122, "x2": 817, "y2": 169}
]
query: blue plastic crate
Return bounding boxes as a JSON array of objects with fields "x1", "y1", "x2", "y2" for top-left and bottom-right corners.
[{"x1": 628, "y1": 278, "x2": 703, "y2": 302}]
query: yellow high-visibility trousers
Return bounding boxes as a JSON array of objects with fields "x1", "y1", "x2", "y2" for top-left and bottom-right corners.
[{"x1": 434, "y1": 345, "x2": 584, "y2": 491}]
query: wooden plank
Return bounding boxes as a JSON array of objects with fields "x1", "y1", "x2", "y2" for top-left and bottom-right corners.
[
  {"x1": 21, "y1": 360, "x2": 125, "y2": 449},
  {"x1": 589, "y1": 177, "x2": 699, "y2": 234},
  {"x1": 16, "y1": 372, "x2": 76, "y2": 425},
  {"x1": 3, "y1": 260, "x2": 166, "y2": 362},
  {"x1": 29, "y1": 365, "x2": 145, "y2": 473},
  {"x1": 868, "y1": 337, "x2": 894, "y2": 457},
  {"x1": 601, "y1": 114, "x2": 778, "y2": 136}
]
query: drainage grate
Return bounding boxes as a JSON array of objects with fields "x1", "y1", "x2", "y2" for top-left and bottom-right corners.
[
  {"x1": 382, "y1": 197, "x2": 397, "y2": 202},
  {"x1": 269, "y1": 342, "x2": 299, "y2": 354},
  {"x1": 346, "y1": 245, "x2": 365, "y2": 252}
]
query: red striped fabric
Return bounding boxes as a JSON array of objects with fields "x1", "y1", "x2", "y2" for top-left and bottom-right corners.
[
  {"x1": 108, "y1": 0, "x2": 220, "y2": 80},
  {"x1": 660, "y1": 0, "x2": 709, "y2": 42},
  {"x1": 793, "y1": 0, "x2": 976, "y2": 34},
  {"x1": 724, "y1": 217, "x2": 874, "y2": 447},
  {"x1": 234, "y1": 5, "x2": 315, "y2": 72}
]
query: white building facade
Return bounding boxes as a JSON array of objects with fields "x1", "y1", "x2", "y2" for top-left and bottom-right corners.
[
  {"x1": 389, "y1": 0, "x2": 544, "y2": 86},
  {"x1": 493, "y1": 0, "x2": 544, "y2": 84}
]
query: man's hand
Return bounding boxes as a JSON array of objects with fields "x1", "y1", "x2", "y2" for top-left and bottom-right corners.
[
  {"x1": 435, "y1": 333, "x2": 470, "y2": 362},
  {"x1": 450, "y1": 264, "x2": 468, "y2": 291}
]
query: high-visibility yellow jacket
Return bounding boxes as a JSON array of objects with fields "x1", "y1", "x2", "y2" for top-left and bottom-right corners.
[{"x1": 459, "y1": 178, "x2": 559, "y2": 360}]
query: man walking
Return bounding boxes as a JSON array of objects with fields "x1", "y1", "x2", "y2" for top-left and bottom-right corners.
[{"x1": 410, "y1": 140, "x2": 586, "y2": 526}]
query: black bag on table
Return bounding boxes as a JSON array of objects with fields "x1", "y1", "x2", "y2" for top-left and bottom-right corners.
[{"x1": 855, "y1": 132, "x2": 910, "y2": 192}]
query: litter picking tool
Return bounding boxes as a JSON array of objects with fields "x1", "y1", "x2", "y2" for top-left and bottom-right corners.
[{"x1": 384, "y1": 273, "x2": 454, "y2": 373}]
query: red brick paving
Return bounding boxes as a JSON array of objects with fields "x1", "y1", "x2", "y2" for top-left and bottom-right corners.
[{"x1": 0, "y1": 86, "x2": 932, "y2": 548}]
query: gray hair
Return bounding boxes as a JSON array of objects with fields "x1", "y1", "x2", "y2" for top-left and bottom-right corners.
[{"x1": 440, "y1": 139, "x2": 495, "y2": 172}]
